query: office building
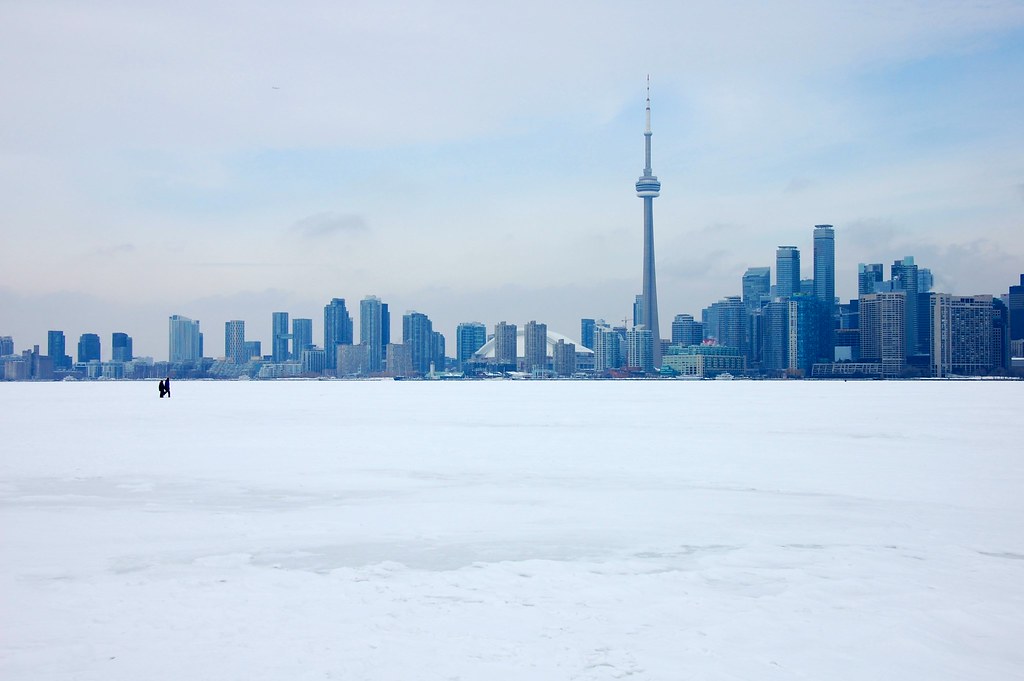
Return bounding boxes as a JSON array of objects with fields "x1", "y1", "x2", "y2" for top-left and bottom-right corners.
[
  {"x1": 634, "y1": 79, "x2": 663, "y2": 367},
  {"x1": 225, "y1": 320, "x2": 246, "y2": 364},
  {"x1": 78, "y1": 333, "x2": 101, "y2": 363},
  {"x1": 271, "y1": 312, "x2": 290, "y2": 363},
  {"x1": 891, "y1": 257, "x2": 921, "y2": 357},
  {"x1": 0, "y1": 336, "x2": 13, "y2": 356},
  {"x1": 671, "y1": 314, "x2": 702, "y2": 347},
  {"x1": 858, "y1": 263, "x2": 884, "y2": 296},
  {"x1": 776, "y1": 246, "x2": 800, "y2": 299},
  {"x1": 662, "y1": 344, "x2": 745, "y2": 378},
  {"x1": 456, "y1": 322, "x2": 487, "y2": 370},
  {"x1": 324, "y1": 298, "x2": 354, "y2": 370},
  {"x1": 47, "y1": 330, "x2": 71, "y2": 370},
  {"x1": 360, "y1": 296, "x2": 389, "y2": 373},
  {"x1": 742, "y1": 267, "x2": 771, "y2": 309},
  {"x1": 111, "y1": 332, "x2": 133, "y2": 363}
]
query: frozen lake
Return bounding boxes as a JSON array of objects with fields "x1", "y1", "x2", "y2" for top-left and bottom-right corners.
[{"x1": 2, "y1": 380, "x2": 1022, "y2": 680}]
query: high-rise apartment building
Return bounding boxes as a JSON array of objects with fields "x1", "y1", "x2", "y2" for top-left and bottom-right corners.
[
  {"x1": 635, "y1": 79, "x2": 662, "y2": 367},
  {"x1": 742, "y1": 267, "x2": 771, "y2": 309},
  {"x1": 858, "y1": 263, "x2": 884, "y2": 296},
  {"x1": 626, "y1": 326, "x2": 654, "y2": 373},
  {"x1": 225, "y1": 320, "x2": 246, "y2": 363},
  {"x1": 494, "y1": 321, "x2": 517, "y2": 369},
  {"x1": 169, "y1": 315, "x2": 202, "y2": 363},
  {"x1": 431, "y1": 331, "x2": 446, "y2": 372},
  {"x1": 776, "y1": 247, "x2": 800, "y2": 299},
  {"x1": 271, "y1": 312, "x2": 290, "y2": 363},
  {"x1": 552, "y1": 339, "x2": 576, "y2": 377},
  {"x1": 324, "y1": 298, "x2": 353, "y2": 370},
  {"x1": 1009, "y1": 274, "x2": 1024, "y2": 341},
  {"x1": 78, "y1": 333, "x2": 101, "y2": 363},
  {"x1": 787, "y1": 295, "x2": 826, "y2": 375},
  {"x1": 812, "y1": 225, "x2": 835, "y2": 305},
  {"x1": 0, "y1": 336, "x2": 13, "y2": 356},
  {"x1": 859, "y1": 292, "x2": 905, "y2": 378},
  {"x1": 928, "y1": 294, "x2": 996, "y2": 376},
  {"x1": 402, "y1": 311, "x2": 434, "y2": 375},
  {"x1": 523, "y1": 321, "x2": 548, "y2": 374},
  {"x1": 111, "y1": 332, "x2": 133, "y2": 363},
  {"x1": 580, "y1": 318, "x2": 596, "y2": 350},
  {"x1": 292, "y1": 318, "x2": 313, "y2": 359},
  {"x1": 360, "y1": 296, "x2": 388, "y2": 373},
  {"x1": 592, "y1": 323, "x2": 622, "y2": 372},
  {"x1": 456, "y1": 322, "x2": 487, "y2": 370},
  {"x1": 761, "y1": 301, "x2": 789, "y2": 373}
]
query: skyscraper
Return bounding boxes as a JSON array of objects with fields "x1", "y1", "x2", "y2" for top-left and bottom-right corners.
[
  {"x1": 813, "y1": 225, "x2": 835, "y2": 306},
  {"x1": 360, "y1": 296, "x2": 388, "y2": 373},
  {"x1": 111, "y1": 332, "x2": 133, "y2": 362},
  {"x1": 580, "y1": 318, "x2": 596, "y2": 350},
  {"x1": 742, "y1": 267, "x2": 771, "y2": 309},
  {"x1": 494, "y1": 321, "x2": 517, "y2": 369},
  {"x1": 456, "y1": 322, "x2": 487, "y2": 370},
  {"x1": 225, "y1": 320, "x2": 246, "y2": 363},
  {"x1": 169, "y1": 315, "x2": 202, "y2": 363},
  {"x1": 776, "y1": 246, "x2": 800, "y2": 299},
  {"x1": 891, "y1": 257, "x2": 920, "y2": 357},
  {"x1": 626, "y1": 326, "x2": 654, "y2": 373},
  {"x1": 671, "y1": 314, "x2": 702, "y2": 347},
  {"x1": 635, "y1": 78, "x2": 662, "y2": 367},
  {"x1": 1009, "y1": 274, "x2": 1024, "y2": 341},
  {"x1": 324, "y1": 298, "x2": 354, "y2": 370},
  {"x1": 271, "y1": 312, "x2": 290, "y2": 363},
  {"x1": 291, "y1": 318, "x2": 313, "y2": 359},
  {"x1": 78, "y1": 333, "x2": 100, "y2": 363},
  {"x1": 523, "y1": 320, "x2": 548, "y2": 374},
  {"x1": 402, "y1": 311, "x2": 434, "y2": 375},
  {"x1": 858, "y1": 263, "x2": 884, "y2": 296},
  {"x1": 47, "y1": 330, "x2": 69, "y2": 369},
  {"x1": 859, "y1": 292, "x2": 905, "y2": 378}
]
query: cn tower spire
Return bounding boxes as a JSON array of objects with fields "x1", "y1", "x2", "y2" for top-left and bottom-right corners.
[{"x1": 635, "y1": 76, "x2": 662, "y2": 368}]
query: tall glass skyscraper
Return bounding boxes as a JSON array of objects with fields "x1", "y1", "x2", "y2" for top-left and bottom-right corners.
[
  {"x1": 402, "y1": 311, "x2": 434, "y2": 375},
  {"x1": 858, "y1": 263, "x2": 884, "y2": 296},
  {"x1": 742, "y1": 267, "x2": 771, "y2": 309},
  {"x1": 169, "y1": 315, "x2": 201, "y2": 363},
  {"x1": 111, "y1": 332, "x2": 133, "y2": 362},
  {"x1": 360, "y1": 296, "x2": 389, "y2": 373},
  {"x1": 456, "y1": 322, "x2": 487, "y2": 370},
  {"x1": 47, "y1": 330, "x2": 69, "y2": 369},
  {"x1": 635, "y1": 78, "x2": 662, "y2": 367},
  {"x1": 78, "y1": 333, "x2": 101, "y2": 363},
  {"x1": 324, "y1": 298, "x2": 353, "y2": 370},
  {"x1": 813, "y1": 225, "x2": 835, "y2": 306},
  {"x1": 776, "y1": 246, "x2": 800, "y2": 299},
  {"x1": 271, "y1": 312, "x2": 290, "y2": 363},
  {"x1": 291, "y1": 318, "x2": 313, "y2": 359}
]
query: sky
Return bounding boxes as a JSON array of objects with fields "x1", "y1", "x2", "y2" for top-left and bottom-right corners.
[{"x1": 2, "y1": 0, "x2": 1023, "y2": 360}]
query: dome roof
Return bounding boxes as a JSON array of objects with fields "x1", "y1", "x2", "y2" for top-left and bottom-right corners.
[{"x1": 473, "y1": 329, "x2": 593, "y2": 359}]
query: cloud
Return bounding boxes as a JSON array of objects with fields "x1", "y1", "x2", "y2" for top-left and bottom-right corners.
[
  {"x1": 91, "y1": 243, "x2": 136, "y2": 257},
  {"x1": 290, "y1": 212, "x2": 368, "y2": 239},
  {"x1": 785, "y1": 177, "x2": 813, "y2": 193}
]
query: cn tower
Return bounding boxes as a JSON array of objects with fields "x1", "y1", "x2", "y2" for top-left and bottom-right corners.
[{"x1": 635, "y1": 76, "x2": 662, "y2": 366}]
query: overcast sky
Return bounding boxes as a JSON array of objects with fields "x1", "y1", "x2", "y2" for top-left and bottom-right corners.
[{"x1": 2, "y1": 0, "x2": 1023, "y2": 360}]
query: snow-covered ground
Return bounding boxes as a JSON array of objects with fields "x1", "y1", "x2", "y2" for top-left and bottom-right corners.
[{"x1": 2, "y1": 380, "x2": 1022, "y2": 680}]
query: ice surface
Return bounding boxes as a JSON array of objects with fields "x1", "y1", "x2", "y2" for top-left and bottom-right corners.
[{"x1": 1, "y1": 380, "x2": 1022, "y2": 680}]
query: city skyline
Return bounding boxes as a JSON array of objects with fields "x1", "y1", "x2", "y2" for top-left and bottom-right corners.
[{"x1": 2, "y1": 2, "x2": 1024, "y2": 357}]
